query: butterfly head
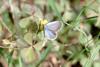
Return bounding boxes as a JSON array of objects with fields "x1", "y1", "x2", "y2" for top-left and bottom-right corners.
[{"x1": 39, "y1": 19, "x2": 48, "y2": 31}]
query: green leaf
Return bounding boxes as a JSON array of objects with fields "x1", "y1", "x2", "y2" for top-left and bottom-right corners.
[
  {"x1": 6, "y1": 51, "x2": 13, "y2": 67},
  {"x1": 24, "y1": 32, "x2": 33, "y2": 45},
  {"x1": 94, "y1": 62, "x2": 100, "y2": 67},
  {"x1": 18, "y1": 56, "x2": 23, "y2": 67},
  {"x1": 1, "y1": 11, "x2": 15, "y2": 34},
  {"x1": 19, "y1": 17, "x2": 32, "y2": 28},
  {"x1": 20, "y1": 47, "x2": 38, "y2": 64},
  {"x1": 85, "y1": 16, "x2": 97, "y2": 25}
]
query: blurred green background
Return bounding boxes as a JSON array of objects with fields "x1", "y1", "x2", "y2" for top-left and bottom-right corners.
[{"x1": 0, "y1": 0, "x2": 100, "y2": 67}]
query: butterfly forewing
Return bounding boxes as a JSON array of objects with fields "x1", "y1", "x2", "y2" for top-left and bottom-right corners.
[{"x1": 45, "y1": 21, "x2": 62, "y2": 32}]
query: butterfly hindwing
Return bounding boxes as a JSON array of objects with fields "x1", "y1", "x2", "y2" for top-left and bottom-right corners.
[{"x1": 44, "y1": 28, "x2": 57, "y2": 40}]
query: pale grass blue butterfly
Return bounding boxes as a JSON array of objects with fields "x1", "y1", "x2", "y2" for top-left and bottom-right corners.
[{"x1": 44, "y1": 21, "x2": 62, "y2": 40}]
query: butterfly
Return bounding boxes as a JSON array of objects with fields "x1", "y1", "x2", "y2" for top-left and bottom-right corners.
[{"x1": 44, "y1": 21, "x2": 62, "y2": 40}]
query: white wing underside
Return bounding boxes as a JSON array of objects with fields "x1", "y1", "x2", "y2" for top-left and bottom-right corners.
[{"x1": 45, "y1": 21, "x2": 62, "y2": 32}]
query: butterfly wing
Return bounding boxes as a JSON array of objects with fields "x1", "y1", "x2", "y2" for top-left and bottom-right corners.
[
  {"x1": 44, "y1": 28, "x2": 57, "y2": 40},
  {"x1": 45, "y1": 21, "x2": 62, "y2": 32}
]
